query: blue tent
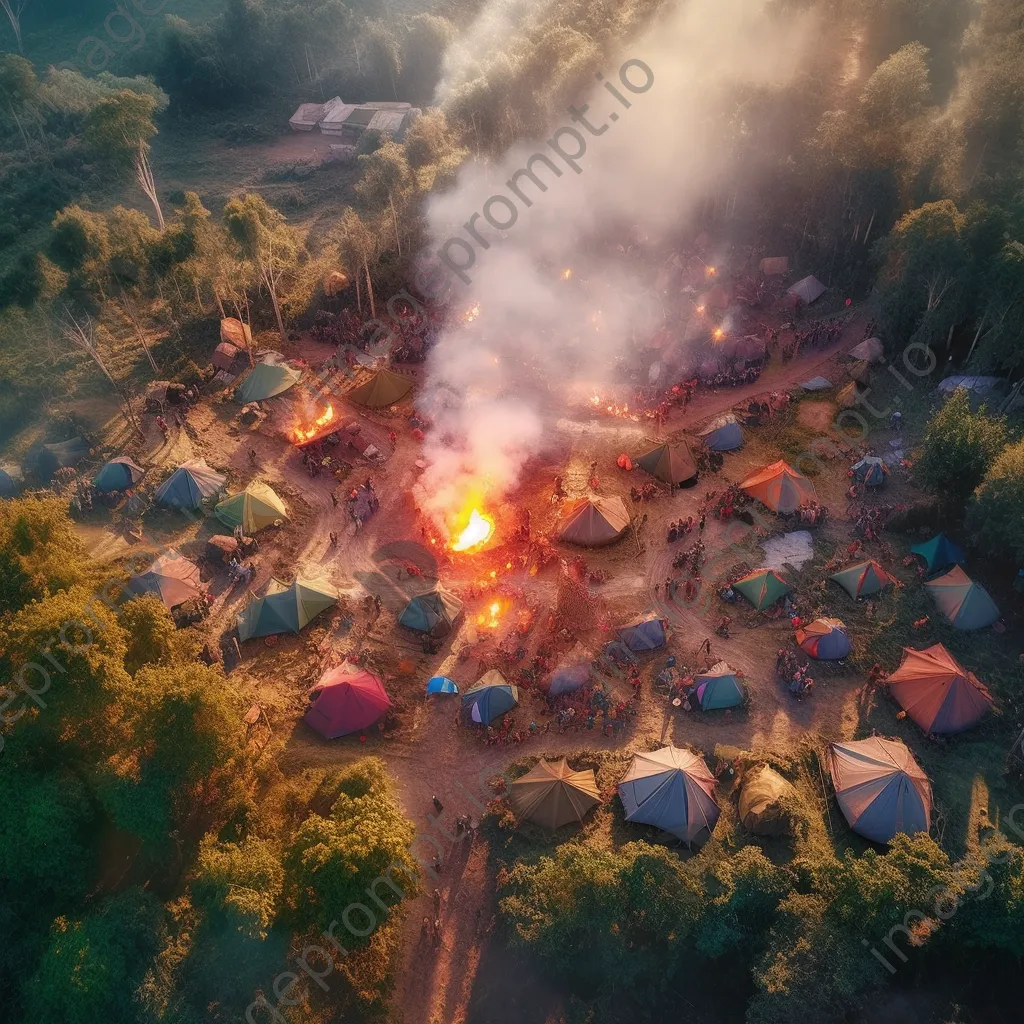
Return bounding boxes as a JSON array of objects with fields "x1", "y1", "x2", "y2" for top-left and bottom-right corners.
[
  {"x1": 911, "y1": 534, "x2": 965, "y2": 574},
  {"x1": 94, "y1": 456, "x2": 145, "y2": 493},
  {"x1": 155, "y1": 459, "x2": 226, "y2": 509},
  {"x1": 618, "y1": 616, "x2": 666, "y2": 652},
  {"x1": 698, "y1": 414, "x2": 743, "y2": 452},
  {"x1": 426, "y1": 676, "x2": 459, "y2": 695},
  {"x1": 462, "y1": 670, "x2": 519, "y2": 724},
  {"x1": 851, "y1": 456, "x2": 887, "y2": 487}
]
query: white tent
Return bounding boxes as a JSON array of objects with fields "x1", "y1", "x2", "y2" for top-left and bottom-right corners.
[{"x1": 787, "y1": 275, "x2": 826, "y2": 305}]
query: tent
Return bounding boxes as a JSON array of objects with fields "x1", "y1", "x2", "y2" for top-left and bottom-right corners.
[
  {"x1": 220, "y1": 317, "x2": 252, "y2": 349},
  {"x1": 831, "y1": 560, "x2": 895, "y2": 599},
  {"x1": 848, "y1": 337, "x2": 884, "y2": 363},
  {"x1": 426, "y1": 676, "x2": 459, "y2": 695},
  {"x1": 399, "y1": 587, "x2": 464, "y2": 637},
  {"x1": 698, "y1": 414, "x2": 743, "y2": 451},
  {"x1": 212, "y1": 341, "x2": 239, "y2": 371},
  {"x1": 94, "y1": 456, "x2": 145, "y2": 493},
  {"x1": 558, "y1": 495, "x2": 630, "y2": 546},
  {"x1": 786, "y1": 275, "x2": 826, "y2": 305},
  {"x1": 851, "y1": 456, "x2": 887, "y2": 487},
  {"x1": 237, "y1": 576, "x2": 339, "y2": 641},
  {"x1": 887, "y1": 644, "x2": 992, "y2": 735},
  {"x1": 936, "y1": 375, "x2": 1007, "y2": 398},
  {"x1": 694, "y1": 662, "x2": 745, "y2": 710},
  {"x1": 734, "y1": 568, "x2": 792, "y2": 611},
  {"x1": 795, "y1": 618, "x2": 850, "y2": 659},
  {"x1": 304, "y1": 665, "x2": 391, "y2": 738},
  {"x1": 549, "y1": 660, "x2": 591, "y2": 696},
  {"x1": 801, "y1": 376, "x2": 832, "y2": 391},
  {"x1": 510, "y1": 758, "x2": 600, "y2": 829},
  {"x1": 837, "y1": 382, "x2": 860, "y2": 409},
  {"x1": 827, "y1": 737, "x2": 932, "y2": 844},
  {"x1": 925, "y1": 566, "x2": 999, "y2": 630},
  {"x1": 155, "y1": 459, "x2": 226, "y2": 509},
  {"x1": 636, "y1": 441, "x2": 698, "y2": 486},
  {"x1": 911, "y1": 534, "x2": 965, "y2": 574},
  {"x1": 28, "y1": 437, "x2": 89, "y2": 481},
  {"x1": 235, "y1": 354, "x2": 302, "y2": 403},
  {"x1": 739, "y1": 460, "x2": 816, "y2": 513},
  {"x1": 739, "y1": 765, "x2": 797, "y2": 836},
  {"x1": 618, "y1": 615, "x2": 666, "y2": 651},
  {"x1": 617, "y1": 745, "x2": 720, "y2": 843},
  {"x1": 462, "y1": 670, "x2": 519, "y2": 724},
  {"x1": 125, "y1": 551, "x2": 202, "y2": 609},
  {"x1": 347, "y1": 368, "x2": 414, "y2": 408},
  {"x1": 215, "y1": 482, "x2": 288, "y2": 532},
  {"x1": 0, "y1": 463, "x2": 24, "y2": 498},
  {"x1": 759, "y1": 256, "x2": 790, "y2": 275}
]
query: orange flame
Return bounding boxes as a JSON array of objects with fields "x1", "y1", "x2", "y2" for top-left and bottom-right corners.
[
  {"x1": 712, "y1": 327, "x2": 726, "y2": 342},
  {"x1": 561, "y1": 268, "x2": 573, "y2": 280},
  {"x1": 292, "y1": 403, "x2": 334, "y2": 443},
  {"x1": 477, "y1": 601, "x2": 502, "y2": 628},
  {"x1": 451, "y1": 508, "x2": 494, "y2": 552}
]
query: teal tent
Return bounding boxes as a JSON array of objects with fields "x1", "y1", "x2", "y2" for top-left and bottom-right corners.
[
  {"x1": 155, "y1": 459, "x2": 226, "y2": 509},
  {"x1": 734, "y1": 568, "x2": 791, "y2": 610},
  {"x1": 237, "y1": 576, "x2": 339, "y2": 641},
  {"x1": 851, "y1": 456, "x2": 887, "y2": 487},
  {"x1": 694, "y1": 662, "x2": 745, "y2": 710},
  {"x1": 925, "y1": 566, "x2": 999, "y2": 630},
  {"x1": 235, "y1": 354, "x2": 302, "y2": 403},
  {"x1": 462, "y1": 670, "x2": 518, "y2": 724},
  {"x1": 830, "y1": 560, "x2": 894, "y2": 599},
  {"x1": 911, "y1": 534, "x2": 965, "y2": 574},
  {"x1": 94, "y1": 456, "x2": 144, "y2": 493},
  {"x1": 398, "y1": 587, "x2": 464, "y2": 637}
]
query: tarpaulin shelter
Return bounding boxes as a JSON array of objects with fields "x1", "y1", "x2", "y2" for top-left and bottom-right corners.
[
  {"x1": 801, "y1": 376, "x2": 832, "y2": 391},
  {"x1": 796, "y1": 618, "x2": 850, "y2": 659},
  {"x1": 831, "y1": 560, "x2": 895, "y2": 599},
  {"x1": 347, "y1": 368, "x2": 414, "y2": 408},
  {"x1": 617, "y1": 745, "x2": 720, "y2": 843},
  {"x1": 618, "y1": 615, "x2": 666, "y2": 651},
  {"x1": 734, "y1": 568, "x2": 792, "y2": 611},
  {"x1": 911, "y1": 534, "x2": 965, "y2": 574},
  {"x1": 426, "y1": 676, "x2": 458, "y2": 695},
  {"x1": 549, "y1": 660, "x2": 591, "y2": 696},
  {"x1": 215, "y1": 481, "x2": 288, "y2": 532},
  {"x1": 399, "y1": 587, "x2": 464, "y2": 637},
  {"x1": 125, "y1": 551, "x2": 202, "y2": 609},
  {"x1": 462, "y1": 670, "x2": 518, "y2": 724},
  {"x1": 827, "y1": 738, "x2": 932, "y2": 844},
  {"x1": 94, "y1": 456, "x2": 144, "y2": 493},
  {"x1": 220, "y1": 317, "x2": 252, "y2": 349},
  {"x1": 786, "y1": 275, "x2": 826, "y2": 305},
  {"x1": 155, "y1": 459, "x2": 226, "y2": 509},
  {"x1": 740, "y1": 460, "x2": 816, "y2": 513},
  {"x1": 0, "y1": 463, "x2": 24, "y2": 497},
  {"x1": 235, "y1": 354, "x2": 302, "y2": 403},
  {"x1": 694, "y1": 662, "x2": 745, "y2": 710},
  {"x1": 759, "y1": 256, "x2": 790, "y2": 275},
  {"x1": 925, "y1": 566, "x2": 1000, "y2": 630},
  {"x1": 739, "y1": 765, "x2": 797, "y2": 836},
  {"x1": 636, "y1": 441, "x2": 698, "y2": 486},
  {"x1": 237, "y1": 576, "x2": 339, "y2": 641},
  {"x1": 28, "y1": 437, "x2": 89, "y2": 481},
  {"x1": 698, "y1": 414, "x2": 743, "y2": 451},
  {"x1": 848, "y1": 337, "x2": 884, "y2": 363},
  {"x1": 304, "y1": 665, "x2": 391, "y2": 738},
  {"x1": 851, "y1": 456, "x2": 887, "y2": 487},
  {"x1": 558, "y1": 495, "x2": 630, "y2": 546},
  {"x1": 212, "y1": 341, "x2": 239, "y2": 371},
  {"x1": 510, "y1": 758, "x2": 600, "y2": 829},
  {"x1": 887, "y1": 644, "x2": 991, "y2": 734}
]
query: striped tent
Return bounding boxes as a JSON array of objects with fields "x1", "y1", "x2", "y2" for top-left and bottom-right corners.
[{"x1": 740, "y1": 460, "x2": 816, "y2": 513}]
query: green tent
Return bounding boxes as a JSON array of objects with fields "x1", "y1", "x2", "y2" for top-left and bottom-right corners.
[
  {"x1": 235, "y1": 355, "x2": 302, "y2": 403},
  {"x1": 925, "y1": 566, "x2": 999, "y2": 630},
  {"x1": 911, "y1": 534, "x2": 965, "y2": 574},
  {"x1": 399, "y1": 587, "x2": 464, "y2": 636},
  {"x1": 734, "y1": 568, "x2": 792, "y2": 610},
  {"x1": 347, "y1": 368, "x2": 414, "y2": 408},
  {"x1": 830, "y1": 560, "x2": 894, "y2": 599},
  {"x1": 237, "y1": 576, "x2": 339, "y2": 641},
  {"x1": 694, "y1": 662, "x2": 745, "y2": 710},
  {"x1": 215, "y1": 481, "x2": 288, "y2": 532},
  {"x1": 636, "y1": 441, "x2": 698, "y2": 485}
]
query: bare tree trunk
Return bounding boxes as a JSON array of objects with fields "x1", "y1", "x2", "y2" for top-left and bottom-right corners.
[
  {"x1": 213, "y1": 287, "x2": 226, "y2": 319},
  {"x1": 0, "y1": 0, "x2": 25, "y2": 53},
  {"x1": 8, "y1": 101, "x2": 29, "y2": 151},
  {"x1": 863, "y1": 210, "x2": 876, "y2": 246},
  {"x1": 119, "y1": 290, "x2": 159, "y2": 373},
  {"x1": 363, "y1": 256, "x2": 376, "y2": 318},
  {"x1": 355, "y1": 270, "x2": 362, "y2": 314},
  {"x1": 389, "y1": 192, "x2": 401, "y2": 256},
  {"x1": 134, "y1": 146, "x2": 165, "y2": 231}
]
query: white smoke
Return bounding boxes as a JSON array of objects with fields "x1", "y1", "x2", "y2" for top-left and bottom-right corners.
[{"x1": 415, "y1": 0, "x2": 815, "y2": 528}]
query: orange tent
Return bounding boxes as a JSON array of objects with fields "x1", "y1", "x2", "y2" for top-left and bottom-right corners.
[
  {"x1": 739, "y1": 460, "x2": 816, "y2": 513},
  {"x1": 887, "y1": 644, "x2": 992, "y2": 734}
]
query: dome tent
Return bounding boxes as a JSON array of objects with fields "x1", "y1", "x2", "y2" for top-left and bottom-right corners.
[
  {"x1": 399, "y1": 587, "x2": 464, "y2": 637},
  {"x1": 549, "y1": 659, "x2": 591, "y2": 696},
  {"x1": 426, "y1": 676, "x2": 458, "y2": 695},
  {"x1": 347, "y1": 367, "x2": 414, "y2": 408},
  {"x1": 698, "y1": 414, "x2": 743, "y2": 451},
  {"x1": 125, "y1": 551, "x2": 202, "y2": 609},
  {"x1": 694, "y1": 662, "x2": 745, "y2": 710},
  {"x1": 617, "y1": 615, "x2": 666, "y2": 651},
  {"x1": 214, "y1": 481, "x2": 288, "y2": 532},
  {"x1": 734, "y1": 568, "x2": 792, "y2": 611},
  {"x1": 234, "y1": 353, "x2": 302, "y2": 403},
  {"x1": 851, "y1": 456, "x2": 888, "y2": 487},
  {"x1": 94, "y1": 456, "x2": 144, "y2": 493},
  {"x1": 510, "y1": 758, "x2": 600, "y2": 830},
  {"x1": 462, "y1": 670, "x2": 518, "y2": 724},
  {"x1": 830, "y1": 560, "x2": 895, "y2": 599},
  {"x1": 155, "y1": 459, "x2": 226, "y2": 509},
  {"x1": 795, "y1": 618, "x2": 850, "y2": 659},
  {"x1": 739, "y1": 460, "x2": 816, "y2": 513},
  {"x1": 848, "y1": 337, "x2": 884, "y2": 363},
  {"x1": 887, "y1": 644, "x2": 991, "y2": 735},
  {"x1": 304, "y1": 664, "x2": 391, "y2": 739},
  {"x1": 925, "y1": 566, "x2": 999, "y2": 630},
  {"x1": 636, "y1": 441, "x2": 698, "y2": 486},
  {"x1": 558, "y1": 495, "x2": 630, "y2": 546},
  {"x1": 911, "y1": 534, "x2": 965, "y2": 575},
  {"x1": 236, "y1": 576, "x2": 339, "y2": 641},
  {"x1": 739, "y1": 765, "x2": 797, "y2": 836},
  {"x1": 0, "y1": 463, "x2": 24, "y2": 498}
]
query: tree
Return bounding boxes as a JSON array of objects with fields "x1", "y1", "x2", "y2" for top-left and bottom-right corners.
[
  {"x1": 335, "y1": 207, "x2": 380, "y2": 318},
  {"x1": 0, "y1": 0, "x2": 27, "y2": 54},
  {"x1": 859, "y1": 42, "x2": 931, "y2": 141},
  {"x1": 117, "y1": 595, "x2": 184, "y2": 675},
  {"x1": 399, "y1": 13, "x2": 455, "y2": 103},
  {"x1": 403, "y1": 108, "x2": 468, "y2": 191},
  {"x1": 915, "y1": 388, "x2": 1008, "y2": 500},
  {"x1": 967, "y1": 438, "x2": 1024, "y2": 563},
  {"x1": 192, "y1": 834, "x2": 283, "y2": 940},
  {"x1": 49, "y1": 203, "x2": 111, "y2": 293},
  {"x1": 0, "y1": 53, "x2": 38, "y2": 149},
  {"x1": 356, "y1": 140, "x2": 416, "y2": 254},
  {"x1": 363, "y1": 20, "x2": 402, "y2": 100}
]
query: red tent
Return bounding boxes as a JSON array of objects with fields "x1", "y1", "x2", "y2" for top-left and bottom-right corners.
[
  {"x1": 887, "y1": 644, "x2": 992, "y2": 734},
  {"x1": 304, "y1": 665, "x2": 391, "y2": 739}
]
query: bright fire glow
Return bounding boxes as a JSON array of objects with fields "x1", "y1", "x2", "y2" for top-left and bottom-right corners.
[
  {"x1": 477, "y1": 601, "x2": 502, "y2": 628},
  {"x1": 712, "y1": 327, "x2": 726, "y2": 342},
  {"x1": 696, "y1": 304, "x2": 706, "y2": 314},
  {"x1": 292, "y1": 404, "x2": 334, "y2": 443},
  {"x1": 451, "y1": 508, "x2": 494, "y2": 552},
  {"x1": 561, "y1": 268, "x2": 573, "y2": 280},
  {"x1": 463, "y1": 302, "x2": 481, "y2": 323},
  {"x1": 706, "y1": 266, "x2": 717, "y2": 277}
]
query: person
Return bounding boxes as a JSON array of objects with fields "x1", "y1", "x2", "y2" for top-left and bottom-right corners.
[
  {"x1": 890, "y1": 409, "x2": 903, "y2": 432},
  {"x1": 331, "y1": 490, "x2": 339, "y2": 507},
  {"x1": 156, "y1": 414, "x2": 169, "y2": 439},
  {"x1": 329, "y1": 531, "x2": 338, "y2": 547},
  {"x1": 698, "y1": 636, "x2": 712, "y2": 658},
  {"x1": 433, "y1": 888, "x2": 441, "y2": 913},
  {"x1": 432, "y1": 795, "x2": 444, "y2": 813},
  {"x1": 698, "y1": 513, "x2": 706, "y2": 532},
  {"x1": 667, "y1": 522, "x2": 678, "y2": 543},
  {"x1": 388, "y1": 429, "x2": 397, "y2": 445},
  {"x1": 664, "y1": 576, "x2": 674, "y2": 601}
]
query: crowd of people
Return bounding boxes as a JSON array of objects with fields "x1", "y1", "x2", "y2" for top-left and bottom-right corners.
[{"x1": 776, "y1": 648, "x2": 815, "y2": 699}]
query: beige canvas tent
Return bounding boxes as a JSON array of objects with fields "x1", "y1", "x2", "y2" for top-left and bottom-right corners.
[
  {"x1": 510, "y1": 758, "x2": 600, "y2": 829},
  {"x1": 559, "y1": 496, "x2": 630, "y2": 546},
  {"x1": 220, "y1": 318, "x2": 253, "y2": 349},
  {"x1": 347, "y1": 368, "x2": 414, "y2": 408},
  {"x1": 739, "y1": 765, "x2": 797, "y2": 836}
]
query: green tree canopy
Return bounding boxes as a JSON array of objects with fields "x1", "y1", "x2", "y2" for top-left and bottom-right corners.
[
  {"x1": 966, "y1": 438, "x2": 1024, "y2": 563},
  {"x1": 83, "y1": 90, "x2": 158, "y2": 167}
]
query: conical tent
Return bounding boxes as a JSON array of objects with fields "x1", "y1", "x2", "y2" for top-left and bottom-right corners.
[
  {"x1": 827, "y1": 737, "x2": 932, "y2": 844},
  {"x1": 848, "y1": 337, "x2": 884, "y2": 363},
  {"x1": 94, "y1": 456, "x2": 145, "y2": 493},
  {"x1": 795, "y1": 618, "x2": 850, "y2": 659},
  {"x1": 0, "y1": 463, "x2": 23, "y2": 498},
  {"x1": 462, "y1": 670, "x2": 519, "y2": 724},
  {"x1": 786, "y1": 275, "x2": 826, "y2": 305},
  {"x1": 831, "y1": 560, "x2": 895, "y2": 599},
  {"x1": 887, "y1": 644, "x2": 991, "y2": 734},
  {"x1": 617, "y1": 745, "x2": 720, "y2": 842},
  {"x1": 155, "y1": 459, "x2": 227, "y2": 509},
  {"x1": 399, "y1": 587, "x2": 464, "y2": 636},
  {"x1": 237, "y1": 576, "x2": 339, "y2": 641},
  {"x1": 636, "y1": 442, "x2": 698, "y2": 485},
  {"x1": 734, "y1": 568, "x2": 792, "y2": 611},
  {"x1": 740, "y1": 460, "x2": 816, "y2": 513},
  {"x1": 559, "y1": 495, "x2": 630, "y2": 546},
  {"x1": 851, "y1": 456, "x2": 887, "y2": 487},
  {"x1": 347, "y1": 368, "x2": 414, "y2": 408},
  {"x1": 911, "y1": 534, "x2": 965, "y2": 574},
  {"x1": 125, "y1": 551, "x2": 202, "y2": 609},
  {"x1": 510, "y1": 758, "x2": 600, "y2": 829},
  {"x1": 618, "y1": 615, "x2": 666, "y2": 651},
  {"x1": 304, "y1": 665, "x2": 391, "y2": 739},
  {"x1": 925, "y1": 566, "x2": 999, "y2": 630},
  {"x1": 694, "y1": 662, "x2": 745, "y2": 710},
  {"x1": 739, "y1": 765, "x2": 797, "y2": 836},
  {"x1": 698, "y1": 414, "x2": 743, "y2": 451},
  {"x1": 214, "y1": 481, "x2": 288, "y2": 532},
  {"x1": 235, "y1": 355, "x2": 302, "y2": 403},
  {"x1": 426, "y1": 676, "x2": 459, "y2": 695}
]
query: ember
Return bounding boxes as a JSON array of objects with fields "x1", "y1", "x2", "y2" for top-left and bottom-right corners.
[
  {"x1": 463, "y1": 302, "x2": 481, "y2": 323},
  {"x1": 291, "y1": 404, "x2": 334, "y2": 443},
  {"x1": 477, "y1": 600, "x2": 502, "y2": 628},
  {"x1": 451, "y1": 508, "x2": 494, "y2": 552}
]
